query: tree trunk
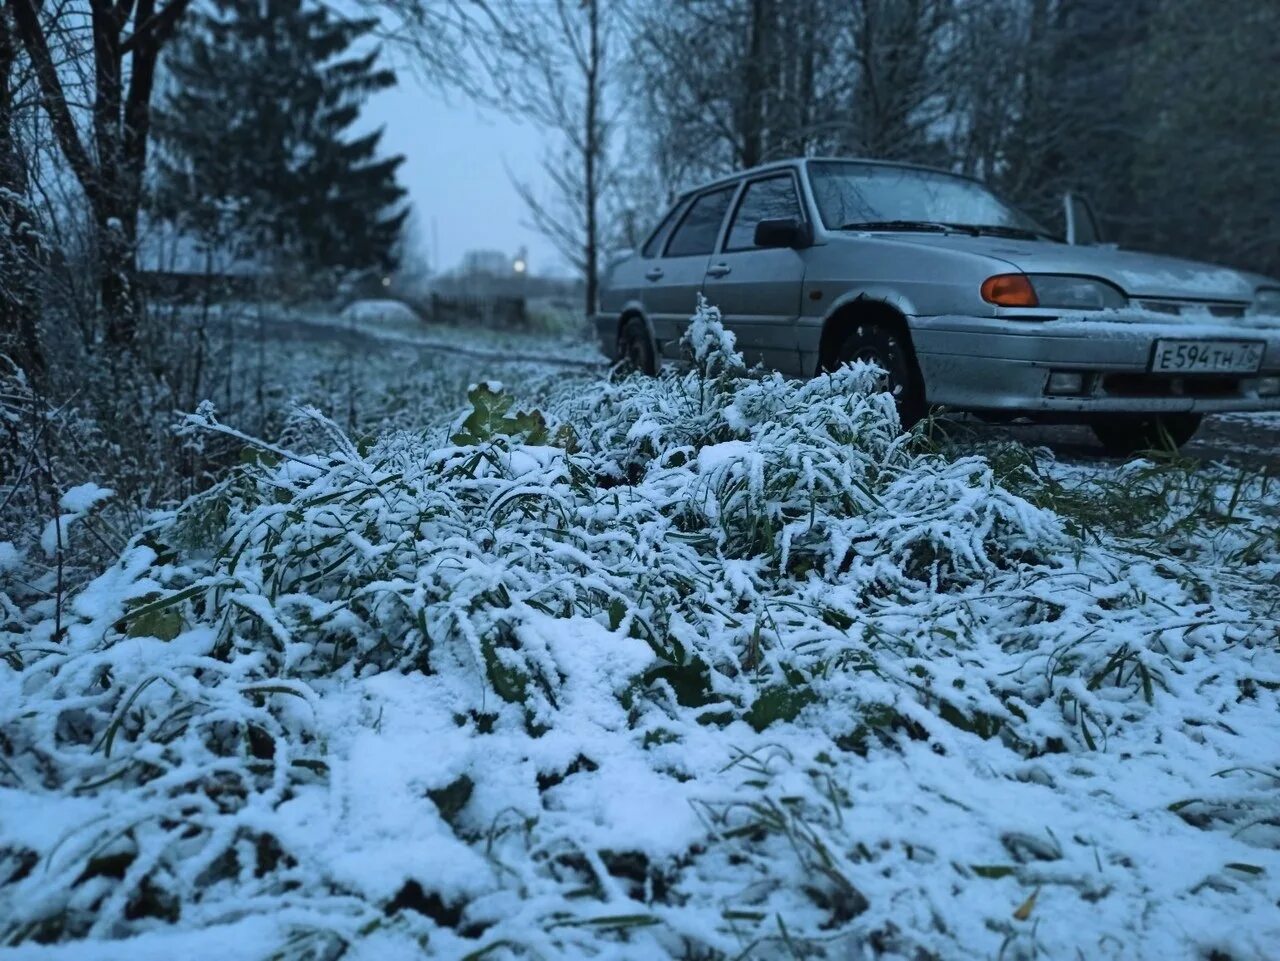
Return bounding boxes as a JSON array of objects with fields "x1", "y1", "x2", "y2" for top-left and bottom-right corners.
[
  {"x1": 739, "y1": 0, "x2": 770, "y2": 167},
  {"x1": 10, "y1": 0, "x2": 189, "y2": 350},
  {"x1": 95, "y1": 202, "x2": 140, "y2": 346},
  {"x1": 90, "y1": 2, "x2": 140, "y2": 347},
  {"x1": 583, "y1": 0, "x2": 599, "y2": 319},
  {"x1": 0, "y1": 10, "x2": 45, "y2": 378}
]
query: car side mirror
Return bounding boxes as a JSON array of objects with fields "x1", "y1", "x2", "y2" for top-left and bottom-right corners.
[
  {"x1": 1063, "y1": 192, "x2": 1102, "y2": 245},
  {"x1": 754, "y1": 218, "x2": 812, "y2": 249}
]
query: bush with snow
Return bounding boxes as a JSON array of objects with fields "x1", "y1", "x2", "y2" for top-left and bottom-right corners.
[{"x1": 1, "y1": 302, "x2": 1277, "y2": 959}]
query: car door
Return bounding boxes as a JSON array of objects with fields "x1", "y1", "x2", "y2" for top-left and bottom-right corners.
[
  {"x1": 649, "y1": 184, "x2": 737, "y2": 359},
  {"x1": 601, "y1": 196, "x2": 689, "y2": 341},
  {"x1": 701, "y1": 172, "x2": 807, "y2": 374}
]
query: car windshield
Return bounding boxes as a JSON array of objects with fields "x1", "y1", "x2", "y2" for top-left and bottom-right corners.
[{"x1": 807, "y1": 160, "x2": 1048, "y2": 236}]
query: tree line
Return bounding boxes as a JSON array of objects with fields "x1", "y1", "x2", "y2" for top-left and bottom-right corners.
[{"x1": 428, "y1": 0, "x2": 1280, "y2": 317}]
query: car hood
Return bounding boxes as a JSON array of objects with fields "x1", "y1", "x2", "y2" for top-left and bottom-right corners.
[{"x1": 844, "y1": 233, "x2": 1261, "y2": 301}]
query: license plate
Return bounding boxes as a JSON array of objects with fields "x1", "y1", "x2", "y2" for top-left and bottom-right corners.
[{"x1": 1151, "y1": 339, "x2": 1264, "y2": 374}]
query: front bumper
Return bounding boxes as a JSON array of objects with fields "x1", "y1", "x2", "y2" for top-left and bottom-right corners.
[{"x1": 910, "y1": 314, "x2": 1280, "y2": 415}]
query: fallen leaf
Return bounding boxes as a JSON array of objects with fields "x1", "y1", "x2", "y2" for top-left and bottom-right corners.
[{"x1": 1013, "y1": 887, "x2": 1039, "y2": 921}]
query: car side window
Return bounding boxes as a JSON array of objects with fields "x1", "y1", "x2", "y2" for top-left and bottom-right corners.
[
  {"x1": 664, "y1": 186, "x2": 735, "y2": 258},
  {"x1": 725, "y1": 175, "x2": 803, "y2": 251},
  {"x1": 641, "y1": 199, "x2": 689, "y2": 259}
]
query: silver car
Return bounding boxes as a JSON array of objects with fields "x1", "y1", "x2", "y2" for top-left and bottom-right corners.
[{"x1": 595, "y1": 158, "x2": 1280, "y2": 454}]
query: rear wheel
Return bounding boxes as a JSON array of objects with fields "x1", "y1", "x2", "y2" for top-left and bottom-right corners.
[
  {"x1": 1089, "y1": 413, "x2": 1202, "y2": 457},
  {"x1": 617, "y1": 316, "x2": 657, "y2": 376},
  {"x1": 827, "y1": 321, "x2": 927, "y2": 428}
]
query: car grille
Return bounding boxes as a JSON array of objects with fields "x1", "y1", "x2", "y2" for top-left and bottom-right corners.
[{"x1": 1133, "y1": 299, "x2": 1247, "y2": 318}]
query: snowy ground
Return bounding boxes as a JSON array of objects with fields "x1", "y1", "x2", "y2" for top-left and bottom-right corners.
[
  {"x1": 997, "y1": 414, "x2": 1280, "y2": 470},
  {"x1": 2, "y1": 305, "x2": 1278, "y2": 960}
]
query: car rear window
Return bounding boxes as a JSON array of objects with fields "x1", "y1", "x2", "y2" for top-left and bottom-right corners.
[
  {"x1": 725, "y1": 175, "x2": 803, "y2": 251},
  {"x1": 665, "y1": 186, "x2": 735, "y2": 258}
]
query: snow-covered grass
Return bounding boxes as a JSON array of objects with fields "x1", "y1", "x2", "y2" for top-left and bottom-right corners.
[
  {"x1": 2, "y1": 303, "x2": 1278, "y2": 960},
  {"x1": 0, "y1": 301, "x2": 595, "y2": 602}
]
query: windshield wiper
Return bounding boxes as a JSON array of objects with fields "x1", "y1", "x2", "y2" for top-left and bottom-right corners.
[
  {"x1": 949, "y1": 223, "x2": 1055, "y2": 241},
  {"x1": 838, "y1": 220, "x2": 978, "y2": 235}
]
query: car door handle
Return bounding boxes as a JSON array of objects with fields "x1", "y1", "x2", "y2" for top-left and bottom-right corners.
[
  {"x1": 644, "y1": 267, "x2": 664, "y2": 281},
  {"x1": 706, "y1": 263, "x2": 732, "y2": 278}
]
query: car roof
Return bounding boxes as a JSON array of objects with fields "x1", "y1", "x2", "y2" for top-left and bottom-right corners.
[{"x1": 679, "y1": 156, "x2": 987, "y2": 199}]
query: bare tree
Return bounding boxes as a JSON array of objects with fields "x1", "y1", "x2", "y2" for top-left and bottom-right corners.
[
  {"x1": 353, "y1": 0, "x2": 628, "y2": 313},
  {"x1": 843, "y1": 0, "x2": 953, "y2": 161},
  {"x1": 629, "y1": 0, "x2": 795, "y2": 179},
  {"x1": 464, "y1": 0, "x2": 617, "y2": 317},
  {"x1": 627, "y1": 0, "x2": 955, "y2": 190},
  {"x1": 10, "y1": 0, "x2": 191, "y2": 347}
]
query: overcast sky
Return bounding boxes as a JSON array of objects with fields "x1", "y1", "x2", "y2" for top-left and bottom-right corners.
[{"x1": 359, "y1": 73, "x2": 566, "y2": 278}]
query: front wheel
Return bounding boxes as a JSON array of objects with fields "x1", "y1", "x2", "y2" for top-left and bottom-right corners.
[
  {"x1": 826, "y1": 321, "x2": 927, "y2": 428},
  {"x1": 1089, "y1": 413, "x2": 1202, "y2": 457},
  {"x1": 617, "y1": 317, "x2": 657, "y2": 376}
]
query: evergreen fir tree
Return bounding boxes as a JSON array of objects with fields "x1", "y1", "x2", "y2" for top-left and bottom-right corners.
[{"x1": 153, "y1": 0, "x2": 408, "y2": 284}]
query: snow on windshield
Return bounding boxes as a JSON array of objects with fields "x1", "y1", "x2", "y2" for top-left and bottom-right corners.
[{"x1": 808, "y1": 160, "x2": 1046, "y2": 233}]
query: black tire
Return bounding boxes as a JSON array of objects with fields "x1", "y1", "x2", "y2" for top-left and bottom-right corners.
[
  {"x1": 826, "y1": 321, "x2": 927, "y2": 428},
  {"x1": 617, "y1": 316, "x2": 657, "y2": 376},
  {"x1": 1089, "y1": 413, "x2": 1202, "y2": 457}
]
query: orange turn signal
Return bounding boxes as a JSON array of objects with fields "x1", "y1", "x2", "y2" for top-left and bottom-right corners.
[{"x1": 981, "y1": 273, "x2": 1039, "y2": 307}]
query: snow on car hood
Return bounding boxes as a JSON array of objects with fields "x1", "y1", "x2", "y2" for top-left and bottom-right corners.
[{"x1": 866, "y1": 233, "x2": 1259, "y2": 301}]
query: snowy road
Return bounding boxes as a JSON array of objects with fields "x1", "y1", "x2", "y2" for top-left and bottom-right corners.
[
  {"x1": 261, "y1": 307, "x2": 1280, "y2": 469},
  {"x1": 258, "y1": 306, "x2": 606, "y2": 369}
]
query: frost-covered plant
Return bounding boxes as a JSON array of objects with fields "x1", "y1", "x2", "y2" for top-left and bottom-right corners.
[{"x1": 1, "y1": 304, "x2": 1277, "y2": 960}]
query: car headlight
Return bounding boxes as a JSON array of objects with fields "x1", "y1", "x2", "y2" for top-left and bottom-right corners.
[
  {"x1": 1252, "y1": 288, "x2": 1280, "y2": 316},
  {"x1": 1028, "y1": 275, "x2": 1127, "y2": 310},
  {"x1": 981, "y1": 273, "x2": 1126, "y2": 310}
]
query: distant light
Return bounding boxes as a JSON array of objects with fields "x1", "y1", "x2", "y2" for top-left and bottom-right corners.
[
  {"x1": 381, "y1": 276, "x2": 391, "y2": 287},
  {"x1": 513, "y1": 259, "x2": 527, "y2": 275}
]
